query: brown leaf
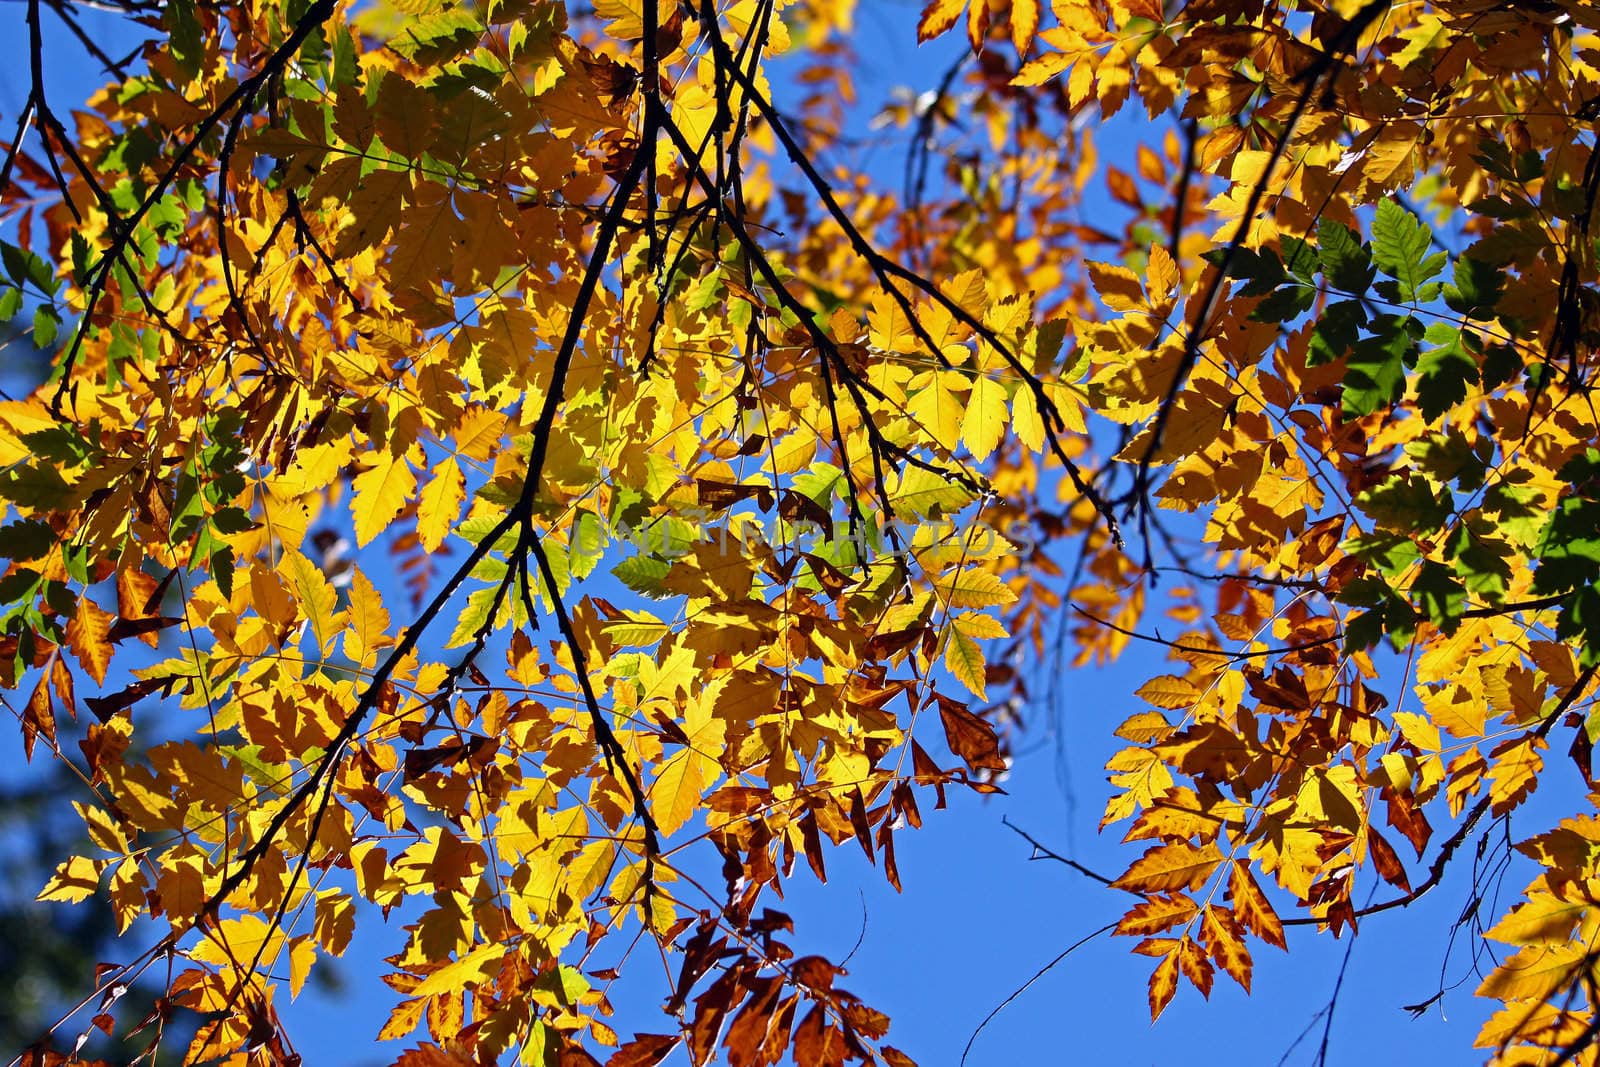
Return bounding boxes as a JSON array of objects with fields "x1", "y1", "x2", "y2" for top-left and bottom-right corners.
[
  {"x1": 800, "y1": 810, "x2": 827, "y2": 884},
  {"x1": 759, "y1": 995, "x2": 799, "y2": 1066},
  {"x1": 846, "y1": 789, "x2": 874, "y2": 864},
  {"x1": 392, "y1": 1044, "x2": 475, "y2": 1067},
  {"x1": 791, "y1": 1006, "x2": 844, "y2": 1067},
  {"x1": 723, "y1": 975, "x2": 782, "y2": 1067},
  {"x1": 605, "y1": 1035, "x2": 679, "y2": 1067},
  {"x1": 84, "y1": 677, "x2": 168, "y2": 723},
  {"x1": 936, "y1": 697, "x2": 1005, "y2": 772},
  {"x1": 1367, "y1": 826, "x2": 1412, "y2": 894},
  {"x1": 689, "y1": 965, "x2": 744, "y2": 1065},
  {"x1": 22, "y1": 670, "x2": 54, "y2": 760},
  {"x1": 1385, "y1": 789, "x2": 1432, "y2": 858}
]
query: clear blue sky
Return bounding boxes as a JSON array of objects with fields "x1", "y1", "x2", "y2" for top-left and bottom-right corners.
[{"x1": 0, "y1": 3, "x2": 1554, "y2": 1064}]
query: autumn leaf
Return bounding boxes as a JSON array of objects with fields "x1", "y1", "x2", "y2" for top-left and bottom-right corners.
[
  {"x1": 9, "y1": 0, "x2": 1600, "y2": 1062},
  {"x1": 1113, "y1": 842, "x2": 1225, "y2": 894},
  {"x1": 66, "y1": 596, "x2": 113, "y2": 684},
  {"x1": 353, "y1": 450, "x2": 418, "y2": 547}
]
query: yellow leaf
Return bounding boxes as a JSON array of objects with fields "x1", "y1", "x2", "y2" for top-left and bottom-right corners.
[
  {"x1": 908, "y1": 371, "x2": 965, "y2": 452},
  {"x1": 917, "y1": 0, "x2": 967, "y2": 42},
  {"x1": 1114, "y1": 893, "x2": 1198, "y2": 936},
  {"x1": 1476, "y1": 943, "x2": 1588, "y2": 1003},
  {"x1": 279, "y1": 548, "x2": 344, "y2": 652},
  {"x1": 953, "y1": 611, "x2": 1009, "y2": 640},
  {"x1": 944, "y1": 625, "x2": 987, "y2": 700},
  {"x1": 1485, "y1": 886, "x2": 1590, "y2": 947},
  {"x1": 604, "y1": 611, "x2": 671, "y2": 647},
  {"x1": 1147, "y1": 947, "x2": 1179, "y2": 1019},
  {"x1": 417, "y1": 459, "x2": 464, "y2": 553},
  {"x1": 962, "y1": 375, "x2": 1008, "y2": 460},
  {"x1": 378, "y1": 998, "x2": 425, "y2": 1042},
  {"x1": 1147, "y1": 243, "x2": 1180, "y2": 304},
  {"x1": 352, "y1": 450, "x2": 417, "y2": 547},
  {"x1": 650, "y1": 748, "x2": 704, "y2": 838},
  {"x1": 1200, "y1": 905, "x2": 1252, "y2": 992},
  {"x1": 344, "y1": 567, "x2": 392, "y2": 669},
  {"x1": 414, "y1": 942, "x2": 509, "y2": 998},
  {"x1": 1392, "y1": 710, "x2": 1441, "y2": 752},
  {"x1": 1010, "y1": 0, "x2": 1040, "y2": 52},
  {"x1": 934, "y1": 568, "x2": 1017, "y2": 609},
  {"x1": 314, "y1": 891, "x2": 357, "y2": 956},
  {"x1": 38, "y1": 856, "x2": 104, "y2": 903},
  {"x1": 452, "y1": 406, "x2": 507, "y2": 461},
  {"x1": 288, "y1": 934, "x2": 317, "y2": 999},
  {"x1": 1135, "y1": 675, "x2": 1201, "y2": 710},
  {"x1": 1012, "y1": 384, "x2": 1046, "y2": 452},
  {"x1": 1488, "y1": 735, "x2": 1545, "y2": 817}
]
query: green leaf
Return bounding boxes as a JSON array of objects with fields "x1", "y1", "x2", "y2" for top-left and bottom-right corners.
[
  {"x1": 1415, "y1": 323, "x2": 1478, "y2": 422},
  {"x1": 1371, "y1": 200, "x2": 1447, "y2": 302},
  {"x1": 612, "y1": 555, "x2": 672, "y2": 598},
  {"x1": 0, "y1": 241, "x2": 58, "y2": 296},
  {"x1": 31, "y1": 305, "x2": 60, "y2": 349},
  {"x1": 1356, "y1": 473, "x2": 1453, "y2": 532},
  {"x1": 1482, "y1": 342, "x2": 1522, "y2": 391},
  {"x1": 1342, "y1": 313, "x2": 1415, "y2": 418},
  {"x1": 1443, "y1": 256, "x2": 1504, "y2": 317},
  {"x1": 1445, "y1": 522, "x2": 1511, "y2": 601},
  {"x1": 1465, "y1": 195, "x2": 1530, "y2": 220},
  {"x1": 1249, "y1": 283, "x2": 1316, "y2": 324},
  {"x1": 1308, "y1": 299, "x2": 1366, "y2": 366},
  {"x1": 792, "y1": 463, "x2": 844, "y2": 508},
  {"x1": 568, "y1": 510, "x2": 604, "y2": 580},
  {"x1": 1281, "y1": 236, "x2": 1317, "y2": 283},
  {"x1": 209, "y1": 544, "x2": 236, "y2": 599},
  {"x1": 1204, "y1": 246, "x2": 1284, "y2": 298},
  {"x1": 0, "y1": 520, "x2": 56, "y2": 562},
  {"x1": 446, "y1": 585, "x2": 503, "y2": 648},
  {"x1": 1561, "y1": 587, "x2": 1600, "y2": 667},
  {"x1": 0, "y1": 465, "x2": 76, "y2": 509},
  {"x1": 1337, "y1": 577, "x2": 1416, "y2": 652},
  {"x1": 1315, "y1": 220, "x2": 1374, "y2": 293},
  {"x1": 163, "y1": 0, "x2": 204, "y2": 80},
  {"x1": 1411, "y1": 561, "x2": 1466, "y2": 634},
  {"x1": 1344, "y1": 532, "x2": 1420, "y2": 578}
]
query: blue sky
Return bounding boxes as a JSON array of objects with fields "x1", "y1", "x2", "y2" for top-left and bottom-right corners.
[{"x1": 0, "y1": 3, "x2": 1560, "y2": 1064}]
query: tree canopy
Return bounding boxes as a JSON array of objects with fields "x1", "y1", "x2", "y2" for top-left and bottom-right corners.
[{"x1": 5, "y1": 0, "x2": 1600, "y2": 1063}]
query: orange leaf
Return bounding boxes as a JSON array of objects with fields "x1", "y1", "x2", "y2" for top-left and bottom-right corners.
[
  {"x1": 1201, "y1": 905, "x2": 1252, "y2": 992},
  {"x1": 1228, "y1": 861, "x2": 1286, "y2": 949},
  {"x1": 22, "y1": 669, "x2": 54, "y2": 760},
  {"x1": 916, "y1": 0, "x2": 966, "y2": 42},
  {"x1": 1146, "y1": 947, "x2": 1180, "y2": 1019},
  {"x1": 1114, "y1": 893, "x2": 1198, "y2": 937},
  {"x1": 1112, "y1": 841, "x2": 1224, "y2": 893},
  {"x1": 66, "y1": 595, "x2": 113, "y2": 684},
  {"x1": 1177, "y1": 934, "x2": 1214, "y2": 998}
]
